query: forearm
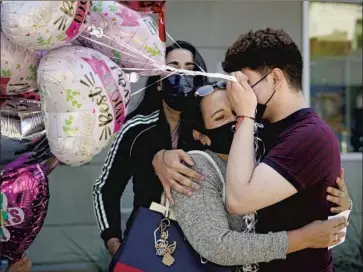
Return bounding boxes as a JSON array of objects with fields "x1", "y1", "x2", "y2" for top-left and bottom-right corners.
[
  {"x1": 93, "y1": 172, "x2": 128, "y2": 244},
  {"x1": 188, "y1": 228, "x2": 288, "y2": 266},
  {"x1": 226, "y1": 118, "x2": 255, "y2": 212},
  {"x1": 287, "y1": 229, "x2": 308, "y2": 254}
]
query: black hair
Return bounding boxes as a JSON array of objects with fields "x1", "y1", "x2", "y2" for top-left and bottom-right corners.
[
  {"x1": 128, "y1": 40, "x2": 208, "y2": 118},
  {"x1": 183, "y1": 81, "x2": 221, "y2": 134},
  {"x1": 222, "y1": 28, "x2": 303, "y2": 90}
]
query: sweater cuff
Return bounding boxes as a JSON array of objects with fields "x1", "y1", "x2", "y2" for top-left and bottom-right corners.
[{"x1": 270, "y1": 231, "x2": 289, "y2": 260}]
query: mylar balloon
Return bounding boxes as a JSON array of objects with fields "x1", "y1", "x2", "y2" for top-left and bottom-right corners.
[
  {"x1": 1, "y1": 1, "x2": 91, "y2": 50},
  {"x1": 37, "y1": 46, "x2": 131, "y2": 165},
  {"x1": 78, "y1": 1, "x2": 165, "y2": 76},
  {"x1": 117, "y1": 1, "x2": 165, "y2": 13},
  {"x1": 0, "y1": 164, "x2": 49, "y2": 261},
  {"x1": 1, "y1": 32, "x2": 40, "y2": 96}
]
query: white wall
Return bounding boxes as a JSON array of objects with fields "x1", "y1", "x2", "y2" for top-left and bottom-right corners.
[{"x1": 28, "y1": 1, "x2": 303, "y2": 270}]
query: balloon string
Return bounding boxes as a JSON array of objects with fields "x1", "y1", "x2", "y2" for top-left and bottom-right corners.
[
  {"x1": 131, "y1": 70, "x2": 179, "y2": 97},
  {"x1": 165, "y1": 31, "x2": 206, "y2": 73},
  {"x1": 79, "y1": 35, "x2": 157, "y2": 67},
  {"x1": 87, "y1": 26, "x2": 237, "y2": 82}
]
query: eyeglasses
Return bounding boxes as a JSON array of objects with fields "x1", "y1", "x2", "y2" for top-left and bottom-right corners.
[{"x1": 194, "y1": 80, "x2": 226, "y2": 97}]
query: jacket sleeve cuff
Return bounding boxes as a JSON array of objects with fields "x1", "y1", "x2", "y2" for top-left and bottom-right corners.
[{"x1": 101, "y1": 228, "x2": 122, "y2": 246}]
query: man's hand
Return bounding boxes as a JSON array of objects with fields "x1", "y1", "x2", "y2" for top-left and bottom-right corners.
[
  {"x1": 7, "y1": 255, "x2": 31, "y2": 272},
  {"x1": 227, "y1": 71, "x2": 257, "y2": 117},
  {"x1": 301, "y1": 217, "x2": 348, "y2": 249},
  {"x1": 152, "y1": 149, "x2": 204, "y2": 205},
  {"x1": 326, "y1": 168, "x2": 352, "y2": 213},
  {"x1": 107, "y1": 238, "x2": 121, "y2": 256}
]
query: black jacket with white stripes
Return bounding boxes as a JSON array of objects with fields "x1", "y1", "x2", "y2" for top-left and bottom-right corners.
[{"x1": 92, "y1": 108, "x2": 199, "y2": 244}]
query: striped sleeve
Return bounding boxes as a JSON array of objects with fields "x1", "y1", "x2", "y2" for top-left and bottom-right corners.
[{"x1": 92, "y1": 111, "x2": 159, "y2": 244}]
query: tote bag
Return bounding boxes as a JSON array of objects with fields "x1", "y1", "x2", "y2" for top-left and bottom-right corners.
[{"x1": 109, "y1": 151, "x2": 232, "y2": 272}]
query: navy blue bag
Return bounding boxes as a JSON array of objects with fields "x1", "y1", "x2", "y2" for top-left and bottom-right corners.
[{"x1": 109, "y1": 205, "x2": 232, "y2": 272}]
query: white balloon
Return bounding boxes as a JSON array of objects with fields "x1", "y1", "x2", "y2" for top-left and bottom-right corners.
[
  {"x1": 0, "y1": 32, "x2": 40, "y2": 95},
  {"x1": 78, "y1": 1, "x2": 166, "y2": 76},
  {"x1": 1, "y1": 1, "x2": 91, "y2": 50},
  {"x1": 37, "y1": 46, "x2": 131, "y2": 166}
]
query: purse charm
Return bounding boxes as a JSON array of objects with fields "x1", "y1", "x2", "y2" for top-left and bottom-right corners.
[{"x1": 154, "y1": 218, "x2": 177, "y2": 266}]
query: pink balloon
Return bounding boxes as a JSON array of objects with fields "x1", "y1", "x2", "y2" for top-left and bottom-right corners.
[
  {"x1": 78, "y1": 1, "x2": 166, "y2": 76},
  {"x1": 0, "y1": 164, "x2": 50, "y2": 261}
]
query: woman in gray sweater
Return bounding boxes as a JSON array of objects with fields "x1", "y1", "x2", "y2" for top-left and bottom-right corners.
[{"x1": 160, "y1": 83, "x2": 351, "y2": 271}]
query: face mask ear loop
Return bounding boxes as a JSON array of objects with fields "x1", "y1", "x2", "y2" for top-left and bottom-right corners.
[{"x1": 264, "y1": 89, "x2": 276, "y2": 105}]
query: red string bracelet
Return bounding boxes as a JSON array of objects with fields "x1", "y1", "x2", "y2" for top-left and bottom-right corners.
[{"x1": 235, "y1": 115, "x2": 255, "y2": 131}]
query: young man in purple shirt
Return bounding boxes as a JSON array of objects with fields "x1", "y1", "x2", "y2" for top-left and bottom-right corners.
[{"x1": 223, "y1": 28, "x2": 343, "y2": 271}]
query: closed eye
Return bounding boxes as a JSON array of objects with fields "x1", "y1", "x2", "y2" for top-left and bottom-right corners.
[{"x1": 215, "y1": 115, "x2": 225, "y2": 121}]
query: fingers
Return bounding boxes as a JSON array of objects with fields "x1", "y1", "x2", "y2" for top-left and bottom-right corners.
[
  {"x1": 328, "y1": 231, "x2": 346, "y2": 247},
  {"x1": 173, "y1": 172, "x2": 200, "y2": 191},
  {"x1": 326, "y1": 195, "x2": 342, "y2": 206},
  {"x1": 336, "y1": 168, "x2": 347, "y2": 190},
  {"x1": 336, "y1": 177, "x2": 347, "y2": 191},
  {"x1": 9, "y1": 256, "x2": 32, "y2": 272},
  {"x1": 170, "y1": 180, "x2": 192, "y2": 197},
  {"x1": 235, "y1": 72, "x2": 253, "y2": 92},
  {"x1": 326, "y1": 186, "x2": 343, "y2": 197},
  {"x1": 23, "y1": 261, "x2": 32, "y2": 272},
  {"x1": 15, "y1": 255, "x2": 28, "y2": 266},
  {"x1": 177, "y1": 163, "x2": 204, "y2": 181},
  {"x1": 163, "y1": 185, "x2": 175, "y2": 206},
  {"x1": 330, "y1": 207, "x2": 345, "y2": 214},
  {"x1": 330, "y1": 217, "x2": 348, "y2": 231},
  {"x1": 340, "y1": 168, "x2": 344, "y2": 180},
  {"x1": 177, "y1": 150, "x2": 195, "y2": 166}
]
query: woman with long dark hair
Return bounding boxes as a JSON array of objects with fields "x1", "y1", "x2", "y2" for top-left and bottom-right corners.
[{"x1": 92, "y1": 40, "x2": 208, "y2": 256}]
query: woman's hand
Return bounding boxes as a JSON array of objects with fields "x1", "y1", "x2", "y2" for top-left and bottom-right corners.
[
  {"x1": 326, "y1": 168, "x2": 352, "y2": 213},
  {"x1": 7, "y1": 255, "x2": 31, "y2": 272},
  {"x1": 107, "y1": 238, "x2": 121, "y2": 257},
  {"x1": 152, "y1": 149, "x2": 204, "y2": 205},
  {"x1": 301, "y1": 217, "x2": 348, "y2": 249}
]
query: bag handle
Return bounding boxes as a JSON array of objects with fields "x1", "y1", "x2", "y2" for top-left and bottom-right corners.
[
  {"x1": 188, "y1": 151, "x2": 226, "y2": 203},
  {"x1": 160, "y1": 193, "x2": 170, "y2": 218}
]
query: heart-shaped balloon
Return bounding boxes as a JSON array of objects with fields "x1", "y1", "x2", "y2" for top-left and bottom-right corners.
[
  {"x1": 78, "y1": 1, "x2": 166, "y2": 76},
  {"x1": 37, "y1": 45, "x2": 131, "y2": 165},
  {"x1": 0, "y1": 164, "x2": 50, "y2": 261},
  {"x1": 1, "y1": 1, "x2": 91, "y2": 50},
  {"x1": 1, "y1": 32, "x2": 40, "y2": 96},
  {"x1": 118, "y1": 1, "x2": 165, "y2": 13}
]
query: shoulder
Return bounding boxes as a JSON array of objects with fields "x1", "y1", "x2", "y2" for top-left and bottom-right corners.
[
  {"x1": 108, "y1": 111, "x2": 160, "y2": 155},
  {"x1": 116, "y1": 110, "x2": 160, "y2": 139},
  {"x1": 278, "y1": 113, "x2": 336, "y2": 146},
  {"x1": 188, "y1": 150, "x2": 226, "y2": 186}
]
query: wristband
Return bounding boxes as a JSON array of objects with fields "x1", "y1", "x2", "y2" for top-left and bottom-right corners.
[{"x1": 235, "y1": 115, "x2": 255, "y2": 131}]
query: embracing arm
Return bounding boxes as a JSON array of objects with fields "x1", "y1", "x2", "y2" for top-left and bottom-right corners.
[
  {"x1": 172, "y1": 153, "x2": 289, "y2": 266},
  {"x1": 172, "y1": 153, "x2": 349, "y2": 266}
]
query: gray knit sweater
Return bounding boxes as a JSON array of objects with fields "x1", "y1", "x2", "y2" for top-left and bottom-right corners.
[{"x1": 172, "y1": 150, "x2": 288, "y2": 268}]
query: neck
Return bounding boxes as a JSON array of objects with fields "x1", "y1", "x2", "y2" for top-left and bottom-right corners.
[
  {"x1": 217, "y1": 153, "x2": 229, "y2": 162},
  {"x1": 267, "y1": 89, "x2": 308, "y2": 123},
  {"x1": 162, "y1": 100, "x2": 181, "y2": 131}
]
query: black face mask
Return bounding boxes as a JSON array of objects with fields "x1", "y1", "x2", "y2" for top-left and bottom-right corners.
[
  {"x1": 255, "y1": 89, "x2": 276, "y2": 123},
  {"x1": 204, "y1": 121, "x2": 237, "y2": 154},
  {"x1": 162, "y1": 75, "x2": 195, "y2": 111}
]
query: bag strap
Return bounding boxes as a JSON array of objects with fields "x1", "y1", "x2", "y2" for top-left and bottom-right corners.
[
  {"x1": 159, "y1": 150, "x2": 226, "y2": 218},
  {"x1": 188, "y1": 150, "x2": 226, "y2": 203}
]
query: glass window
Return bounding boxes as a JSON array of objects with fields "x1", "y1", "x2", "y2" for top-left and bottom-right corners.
[{"x1": 309, "y1": 1, "x2": 362, "y2": 153}]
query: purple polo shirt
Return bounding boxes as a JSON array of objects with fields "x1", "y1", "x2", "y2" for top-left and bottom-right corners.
[{"x1": 256, "y1": 108, "x2": 341, "y2": 272}]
